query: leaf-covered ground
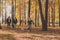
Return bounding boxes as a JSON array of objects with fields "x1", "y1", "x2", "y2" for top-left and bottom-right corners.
[{"x1": 0, "y1": 26, "x2": 60, "y2": 40}]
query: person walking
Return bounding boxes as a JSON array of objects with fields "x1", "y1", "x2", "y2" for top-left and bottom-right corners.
[
  {"x1": 28, "y1": 18, "x2": 34, "y2": 32},
  {"x1": 12, "y1": 17, "x2": 17, "y2": 29},
  {"x1": 6, "y1": 16, "x2": 11, "y2": 28}
]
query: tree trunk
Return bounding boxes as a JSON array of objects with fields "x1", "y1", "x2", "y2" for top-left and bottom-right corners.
[
  {"x1": 5, "y1": 0, "x2": 6, "y2": 24},
  {"x1": 0, "y1": 0, "x2": 2, "y2": 29},
  {"x1": 38, "y1": 0, "x2": 48, "y2": 31},
  {"x1": 12, "y1": 0, "x2": 16, "y2": 19},
  {"x1": 19, "y1": 2, "x2": 21, "y2": 26},
  {"x1": 59, "y1": 7, "x2": 60, "y2": 26},
  {"x1": 24, "y1": 1, "x2": 26, "y2": 25},
  {"x1": 52, "y1": 1, "x2": 55, "y2": 27},
  {"x1": 35, "y1": 8, "x2": 37, "y2": 27},
  {"x1": 38, "y1": 0, "x2": 46, "y2": 31},
  {"x1": 2, "y1": 0, "x2": 3, "y2": 23},
  {"x1": 48, "y1": 9, "x2": 50, "y2": 26},
  {"x1": 58, "y1": 0, "x2": 60, "y2": 26},
  {"x1": 45, "y1": 0, "x2": 48, "y2": 31},
  {"x1": 38, "y1": 13, "x2": 39, "y2": 26},
  {"x1": 12, "y1": 0, "x2": 13, "y2": 21},
  {"x1": 12, "y1": 0, "x2": 16, "y2": 27},
  {"x1": 35, "y1": 0, "x2": 37, "y2": 27},
  {"x1": 28, "y1": 0, "x2": 30, "y2": 18}
]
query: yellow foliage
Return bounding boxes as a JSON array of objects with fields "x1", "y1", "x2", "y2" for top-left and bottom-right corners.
[{"x1": 16, "y1": 13, "x2": 20, "y2": 19}]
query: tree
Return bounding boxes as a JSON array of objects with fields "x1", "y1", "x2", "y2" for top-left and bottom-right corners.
[
  {"x1": 0, "y1": 0, "x2": 2, "y2": 29},
  {"x1": 2, "y1": 0, "x2": 3, "y2": 23},
  {"x1": 24, "y1": 1, "x2": 26, "y2": 25},
  {"x1": 12, "y1": 0, "x2": 16, "y2": 26},
  {"x1": 28, "y1": 0, "x2": 30, "y2": 18},
  {"x1": 12, "y1": 0, "x2": 16, "y2": 18},
  {"x1": 5, "y1": 0, "x2": 7, "y2": 24},
  {"x1": 35, "y1": 7, "x2": 37, "y2": 27},
  {"x1": 52, "y1": 1, "x2": 55, "y2": 27},
  {"x1": 19, "y1": 1, "x2": 21, "y2": 26},
  {"x1": 35, "y1": 0, "x2": 37, "y2": 27},
  {"x1": 58, "y1": 0, "x2": 60, "y2": 26},
  {"x1": 38, "y1": 0, "x2": 49, "y2": 31}
]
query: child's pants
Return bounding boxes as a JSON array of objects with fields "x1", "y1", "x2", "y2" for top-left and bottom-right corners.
[
  {"x1": 13, "y1": 24, "x2": 16, "y2": 29},
  {"x1": 28, "y1": 24, "x2": 32, "y2": 31}
]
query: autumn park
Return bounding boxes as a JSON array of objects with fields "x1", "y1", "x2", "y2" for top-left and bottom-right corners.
[{"x1": 0, "y1": 0, "x2": 60, "y2": 40}]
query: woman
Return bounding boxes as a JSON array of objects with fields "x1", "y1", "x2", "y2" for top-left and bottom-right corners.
[{"x1": 6, "y1": 16, "x2": 11, "y2": 28}]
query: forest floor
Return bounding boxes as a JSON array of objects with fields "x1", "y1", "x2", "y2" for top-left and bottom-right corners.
[{"x1": 0, "y1": 24, "x2": 60, "y2": 40}]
